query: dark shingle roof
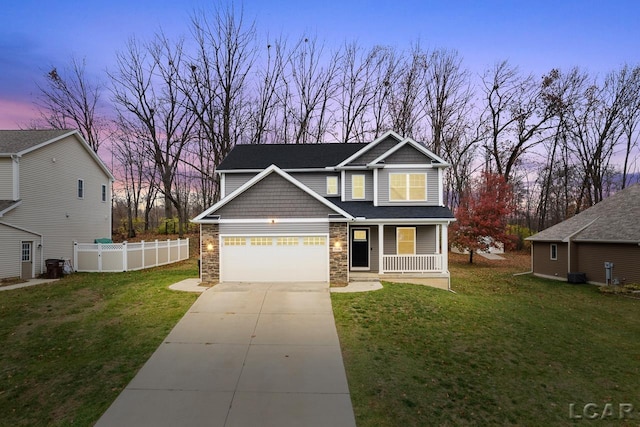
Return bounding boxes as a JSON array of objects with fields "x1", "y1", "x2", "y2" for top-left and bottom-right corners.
[
  {"x1": 0, "y1": 200, "x2": 21, "y2": 216},
  {"x1": 218, "y1": 143, "x2": 369, "y2": 170},
  {"x1": 527, "y1": 184, "x2": 640, "y2": 243},
  {"x1": 0, "y1": 129, "x2": 74, "y2": 154},
  {"x1": 327, "y1": 198, "x2": 455, "y2": 220}
]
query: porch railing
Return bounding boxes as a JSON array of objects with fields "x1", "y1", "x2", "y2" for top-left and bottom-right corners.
[{"x1": 382, "y1": 254, "x2": 443, "y2": 273}]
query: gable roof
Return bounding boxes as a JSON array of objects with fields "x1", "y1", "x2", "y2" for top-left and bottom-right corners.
[
  {"x1": 0, "y1": 129, "x2": 114, "y2": 180},
  {"x1": 0, "y1": 200, "x2": 21, "y2": 217},
  {"x1": 369, "y1": 137, "x2": 449, "y2": 167},
  {"x1": 337, "y1": 130, "x2": 404, "y2": 167},
  {"x1": 0, "y1": 129, "x2": 74, "y2": 155},
  {"x1": 527, "y1": 184, "x2": 640, "y2": 243},
  {"x1": 217, "y1": 143, "x2": 368, "y2": 171},
  {"x1": 192, "y1": 164, "x2": 354, "y2": 222}
]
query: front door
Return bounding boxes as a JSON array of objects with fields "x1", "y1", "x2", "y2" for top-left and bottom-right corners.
[
  {"x1": 21, "y1": 242, "x2": 33, "y2": 279},
  {"x1": 351, "y1": 228, "x2": 369, "y2": 270}
]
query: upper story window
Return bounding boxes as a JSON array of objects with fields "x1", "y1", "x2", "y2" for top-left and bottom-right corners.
[
  {"x1": 352, "y1": 175, "x2": 365, "y2": 199},
  {"x1": 101, "y1": 184, "x2": 107, "y2": 202},
  {"x1": 389, "y1": 173, "x2": 426, "y2": 201},
  {"x1": 326, "y1": 176, "x2": 338, "y2": 195},
  {"x1": 77, "y1": 179, "x2": 84, "y2": 199}
]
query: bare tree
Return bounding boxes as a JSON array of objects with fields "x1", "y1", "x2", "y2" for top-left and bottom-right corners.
[
  {"x1": 387, "y1": 44, "x2": 427, "y2": 139},
  {"x1": 480, "y1": 61, "x2": 555, "y2": 182},
  {"x1": 618, "y1": 65, "x2": 640, "y2": 189},
  {"x1": 110, "y1": 34, "x2": 197, "y2": 237},
  {"x1": 285, "y1": 35, "x2": 339, "y2": 143},
  {"x1": 36, "y1": 57, "x2": 106, "y2": 151}
]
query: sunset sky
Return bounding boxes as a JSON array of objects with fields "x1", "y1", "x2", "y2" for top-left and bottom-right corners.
[{"x1": 1, "y1": 0, "x2": 639, "y2": 129}]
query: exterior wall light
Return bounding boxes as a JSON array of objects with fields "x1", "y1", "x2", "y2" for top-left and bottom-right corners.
[
  {"x1": 206, "y1": 242, "x2": 214, "y2": 251},
  {"x1": 333, "y1": 241, "x2": 343, "y2": 252}
]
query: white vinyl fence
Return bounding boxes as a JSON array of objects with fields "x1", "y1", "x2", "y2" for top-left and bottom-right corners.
[{"x1": 73, "y1": 239, "x2": 189, "y2": 272}]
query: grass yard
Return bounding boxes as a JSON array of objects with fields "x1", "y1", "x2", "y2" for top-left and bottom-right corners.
[
  {"x1": 0, "y1": 259, "x2": 198, "y2": 426},
  {"x1": 332, "y1": 252, "x2": 640, "y2": 426}
]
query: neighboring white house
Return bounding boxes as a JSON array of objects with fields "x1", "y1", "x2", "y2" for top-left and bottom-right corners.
[{"x1": 0, "y1": 129, "x2": 114, "y2": 280}]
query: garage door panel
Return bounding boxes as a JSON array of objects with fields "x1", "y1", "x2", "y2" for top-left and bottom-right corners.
[{"x1": 221, "y1": 236, "x2": 328, "y2": 282}]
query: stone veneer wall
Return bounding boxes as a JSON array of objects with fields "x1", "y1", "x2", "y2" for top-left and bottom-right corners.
[
  {"x1": 200, "y1": 224, "x2": 219, "y2": 284},
  {"x1": 329, "y1": 222, "x2": 349, "y2": 285}
]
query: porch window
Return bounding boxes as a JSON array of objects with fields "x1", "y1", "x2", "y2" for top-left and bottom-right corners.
[
  {"x1": 352, "y1": 175, "x2": 365, "y2": 199},
  {"x1": 326, "y1": 176, "x2": 338, "y2": 195},
  {"x1": 550, "y1": 243, "x2": 557, "y2": 260},
  {"x1": 397, "y1": 227, "x2": 416, "y2": 255},
  {"x1": 389, "y1": 173, "x2": 426, "y2": 201}
]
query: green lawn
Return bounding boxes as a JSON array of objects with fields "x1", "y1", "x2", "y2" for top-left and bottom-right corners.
[
  {"x1": 0, "y1": 259, "x2": 198, "y2": 426},
  {"x1": 332, "y1": 252, "x2": 640, "y2": 426}
]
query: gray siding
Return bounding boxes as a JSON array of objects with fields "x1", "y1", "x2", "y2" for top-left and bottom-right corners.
[
  {"x1": 216, "y1": 173, "x2": 335, "y2": 218},
  {"x1": 0, "y1": 158, "x2": 13, "y2": 199},
  {"x1": 344, "y1": 171, "x2": 374, "y2": 201},
  {"x1": 383, "y1": 225, "x2": 437, "y2": 255},
  {"x1": 224, "y1": 173, "x2": 257, "y2": 195},
  {"x1": 378, "y1": 168, "x2": 440, "y2": 206},
  {"x1": 1, "y1": 134, "x2": 112, "y2": 267},
  {"x1": 348, "y1": 136, "x2": 398, "y2": 165},
  {"x1": 290, "y1": 172, "x2": 340, "y2": 196},
  {"x1": 384, "y1": 144, "x2": 432, "y2": 164},
  {"x1": 220, "y1": 222, "x2": 328, "y2": 235},
  {"x1": 369, "y1": 227, "x2": 379, "y2": 271},
  {"x1": 0, "y1": 224, "x2": 43, "y2": 279}
]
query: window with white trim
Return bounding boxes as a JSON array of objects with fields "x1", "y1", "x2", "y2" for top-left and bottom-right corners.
[
  {"x1": 77, "y1": 179, "x2": 84, "y2": 199},
  {"x1": 352, "y1": 175, "x2": 365, "y2": 199},
  {"x1": 550, "y1": 244, "x2": 557, "y2": 260},
  {"x1": 21, "y1": 242, "x2": 31, "y2": 262},
  {"x1": 397, "y1": 227, "x2": 416, "y2": 255},
  {"x1": 389, "y1": 173, "x2": 426, "y2": 201},
  {"x1": 101, "y1": 184, "x2": 107, "y2": 202},
  {"x1": 326, "y1": 176, "x2": 338, "y2": 195},
  {"x1": 250, "y1": 237, "x2": 272, "y2": 246}
]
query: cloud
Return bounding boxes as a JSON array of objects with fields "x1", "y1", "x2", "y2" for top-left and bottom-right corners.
[{"x1": 0, "y1": 99, "x2": 39, "y2": 129}]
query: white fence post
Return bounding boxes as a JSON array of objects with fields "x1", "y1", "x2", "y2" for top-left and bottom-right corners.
[
  {"x1": 177, "y1": 238, "x2": 181, "y2": 261},
  {"x1": 97, "y1": 243, "x2": 103, "y2": 272},
  {"x1": 73, "y1": 241, "x2": 78, "y2": 272},
  {"x1": 155, "y1": 240, "x2": 159, "y2": 266},
  {"x1": 141, "y1": 240, "x2": 145, "y2": 268},
  {"x1": 122, "y1": 241, "x2": 128, "y2": 272}
]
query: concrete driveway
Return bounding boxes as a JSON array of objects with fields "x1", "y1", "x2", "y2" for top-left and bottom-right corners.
[{"x1": 96, "y1": 282, "x2": 356, "y2": 427}]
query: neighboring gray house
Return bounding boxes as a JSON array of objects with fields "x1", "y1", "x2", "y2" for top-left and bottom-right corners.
[
  {"x1": 192, "y1": 131, "x2": 456, "y2": 289},
  {"x1": 0, "y1": 129, "x2": 114, "y2": 280},
  {"x1": 526, "y1": 184, "x2": 640, "y2": 285}
]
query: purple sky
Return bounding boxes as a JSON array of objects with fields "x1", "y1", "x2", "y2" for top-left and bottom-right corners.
[{"x1": 1, "y1": 0, "x2": 639, "y2": 129}]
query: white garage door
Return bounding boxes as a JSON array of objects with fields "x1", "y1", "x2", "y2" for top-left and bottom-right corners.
[{"x1": 220, "y1": 235, "x2": 329, "y2": 282}]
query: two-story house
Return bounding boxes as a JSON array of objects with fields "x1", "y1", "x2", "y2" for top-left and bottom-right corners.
[
  {"x1": 0, "y1": 129, "x2": 114, "y2": 280},
  {"x1": 192, "y1": 131, "x2": 456, "y2": 289}
]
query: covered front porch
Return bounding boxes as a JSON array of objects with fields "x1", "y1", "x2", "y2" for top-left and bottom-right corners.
[{"x1": 348, "y1": 223, "x2": 450, "y2": 276}]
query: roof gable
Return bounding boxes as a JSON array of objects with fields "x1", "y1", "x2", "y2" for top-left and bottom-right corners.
[
  {"x1": 527, "y1": 184, "x2": 640, "y2": 243},
  {"x1": 369, "y1": 137, "x2": 448, "y2": 166},
  {"x1": 192, "y1": 165, "x2": 353, "y2": 222},
  {"x1": 0, "y1": 129, "x2": 114, "y2": 180},
  {"x1": 337, "y1": 130, "x2": 404, "y2": 167}
]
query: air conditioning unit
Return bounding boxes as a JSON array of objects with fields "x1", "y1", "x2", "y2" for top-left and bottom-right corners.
[{"x1": 567, "y1": 272, "x2": 586, "y2": 284}]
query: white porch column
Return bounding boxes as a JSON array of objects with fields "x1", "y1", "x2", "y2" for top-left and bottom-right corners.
[
  {"x1": 378, "y1": 224, "x2": 384, "y2": 274},
  {"x1": 441, "y1": 223, "x2": 449, "y2": 272}
]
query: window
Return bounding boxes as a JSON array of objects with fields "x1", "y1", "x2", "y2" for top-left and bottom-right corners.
[
  {"x1": 352, "y1": 175, "x2": 365, "y2": 199},
  {"x1": 550, "y1": 244, "x2": 557, "y2": 260},
  {"x1": 277, "y1": 237, "x2": 298, "y2": 246},
  {"x1": 77, "y1": 179, "x2": 84, "y2": 199},
  {"x1": 21, "y1": 242, "x2": 31, "y2": 262},
  {"x1": 250, "y1": 237, "x2": 272, "y2": 246},
  {"x1": 101, "y1": 184, "x2": 107, "y2": 202},
  {"x1": 397, "y1": 227, "x2": 416, "y2": 255},
  {"x1": 326, "y1": 176, "x2": 338, "y2": 195},
  {"x1": 224, "y1": 237, "x2": 246, "y2": 246},
  {"x1": 353, "y1": 230, "x2": 367, "y2": 241},
  {"x1": 303, "y1": 236, "x2": 326, "y2": 246},
  {"x1": 389, "y1": 173, "x2": 426, "y2": 201}
]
